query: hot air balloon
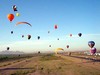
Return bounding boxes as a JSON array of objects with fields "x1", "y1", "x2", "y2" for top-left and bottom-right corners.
[
  {"x1": 28, "y1": 35, "x2": 31, "y2": 40},
  {"x1": 11, "y1": 31, "x2": 13, "y2": 34},
  {"x1": 78, "y1": 33, "x2": 82, "y2": 37},
  {"x1": 48, "y1": 31, "x2": 50, "y2": 33},
  {"x1": 22, "y1": 35, "x2": 24, "y2": 38},
  {"x1": 12, "y1": 5, "x2": 17, "y2": 12},
  {"x1": 70, "y1": 34, "x2": 72, "y2": 37},
  {"x1": 55, "y1": 48, "x2": 64, "y2": 54},
  {"x1": 66, "y1": 45, "x2": 69, "y2": 48},
  {"x1": 57, "y1": 38, "x2": 59, "y2": 40},
  {"x1": 7, "y1": 47, "x2": 10, "y2": 50},
  {"x1": 16, "y1": 13, "x2": 20, "y2": 16},
  {"x1": 88, "y1": 41, "x2": 95, "y2": 48},
  {"x1": 7, "y1": 14, "x2": 14, "y2": 22},
  {"x1": 49, "y1": 45, "x2": 51, "y2": 47},
  {"x1": 16, "y1": 22, "x2": 32, "y2": 27},
  {"x1": 54, "y1": 25, "x2": 58, "y2": 29},
  {"x1": 37, "y1": 36, "x2": 40, "y2": 40},
  {"x1": 90, "y1": 47, "x2": 96, "y2": 55}
]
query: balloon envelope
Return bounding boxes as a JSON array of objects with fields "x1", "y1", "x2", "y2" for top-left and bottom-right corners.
[
  {"x1": 88, "y1": 41, "x2": 95, "y2": 48},
  {"x1": 54, "y1": 25, "x2": 58, "y2": 29},
  {"x1": 78, "y1": 33, "x2": 82, "y2": 37},
  {"x1": 7, "y1": 14, "x2": 14, "y2": 22},
  {"x1": 16, "y1": 13, "x2": 20, "y2": 16},
  {"x1": 90, "y1": 47, "x2": 96, "y2": 55},
  {"x1": 28, "y1": 35, "x2": 31, "y2": 40}
]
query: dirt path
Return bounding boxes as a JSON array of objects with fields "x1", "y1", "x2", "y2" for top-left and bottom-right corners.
[{"x1": 0, "y1": 54, "x2": 100, "y2": 75}]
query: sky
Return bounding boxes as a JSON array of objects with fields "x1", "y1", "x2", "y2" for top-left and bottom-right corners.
[{"x1": 0, "y1": 0, "x2": 100, "y2": 53}]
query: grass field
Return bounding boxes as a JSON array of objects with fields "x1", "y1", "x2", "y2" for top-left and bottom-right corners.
[{"x1": 0, "y1": 53, "x2": 100, "y2": 75}]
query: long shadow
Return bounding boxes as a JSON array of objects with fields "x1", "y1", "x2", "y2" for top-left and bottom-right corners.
[
  {"x1": 0, "y1": 67, "x2": 34, "y2": 71},
  {"x1": 70, "y1": 55, "x2": 100, "y2": 62}
]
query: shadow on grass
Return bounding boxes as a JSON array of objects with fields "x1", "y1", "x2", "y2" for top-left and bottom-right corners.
[
  {"x1": 0, "y1": 67, "x2": 34, "y2": 71},
  {"x1": 70, "y1": 56, "x2": 100, "y2": 62}
]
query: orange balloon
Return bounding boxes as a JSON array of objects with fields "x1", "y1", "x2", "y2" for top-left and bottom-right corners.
[{"x1": 7, "y1": 14, "x2": 14, "y2": 22}]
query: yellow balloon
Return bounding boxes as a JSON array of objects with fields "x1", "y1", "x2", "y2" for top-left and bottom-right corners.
[
  {"x1": 16, "y1": 13, "x2": 20, "y2": 16},
  {"x1": 55, "y1": 48, "x2": 64, "y2": 54}
]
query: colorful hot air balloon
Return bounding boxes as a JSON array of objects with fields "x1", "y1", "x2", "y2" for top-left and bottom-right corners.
[
  {"x1": 90, "y1": 47, "x2": 96, "y2": 55},
  {"x1": 88, "y1": 41, "x2": 95, "y2": 48},
  {"x1": 7, "y1": 14, "x2": 14, "y2": 22},
  {"x1": 78, "y1": 33, "x2": 82, "y2": 37},
  {"x1": 28, "y1": 35, "x2": 31, "y2": 40},
  {"x1": 12, "y1": 5, "x2": 17, "y2": 12},
  {"x1": 54, "y1": 25, "x2": 58, "y2": 29}
]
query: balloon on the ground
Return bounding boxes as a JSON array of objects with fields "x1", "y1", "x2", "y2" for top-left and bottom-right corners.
[
  {"x1": 88, "y1": 41, "x2": 95, "y2": 48},
  {"x1": 90, "y1": 47, "x2": 96, "y2": 55},
  {"x1": 7, "y1": 14, "x2": 14, "y2": 22},
  {"x1": 16, "y1": 22, "x2": 32, "y2": 27}
]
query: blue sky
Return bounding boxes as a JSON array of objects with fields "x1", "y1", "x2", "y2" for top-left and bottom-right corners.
[{"x1": 0, "y1": 0, "x2": 100, "y2": 53}]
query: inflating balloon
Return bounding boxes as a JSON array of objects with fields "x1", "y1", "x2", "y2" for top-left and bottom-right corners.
[
  {"x1": 88, "y1": 41, "x2": 95, "y2": 48},
  {"x1": 7, "y1": 14, "x2": 14, "y2": 22}
]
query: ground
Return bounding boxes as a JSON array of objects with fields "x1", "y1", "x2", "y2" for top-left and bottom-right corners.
[{"x1": 0, "y1": 53, "x2": 100, "y2": 75}]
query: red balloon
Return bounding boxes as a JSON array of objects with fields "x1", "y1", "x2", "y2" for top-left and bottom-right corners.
[
  {"x1": 7, "y1": 14, "x2": 14, "y2": 22},
  {"x1": 54, "y1": 25, "x2": 58, "y2": 29}
]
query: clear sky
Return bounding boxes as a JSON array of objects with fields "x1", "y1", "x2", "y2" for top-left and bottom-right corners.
[{"x1": 0, "y1": 0, "x2": 100, "y2": 53}]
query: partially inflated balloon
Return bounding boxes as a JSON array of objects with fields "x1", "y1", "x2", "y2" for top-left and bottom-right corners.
[
  {"x1": 88, "y1": 41, "x2": 95, "y2": 48},
  {"x1": 90, "y1": 47, "x2": 96, "y2": 55},
  {"x1": 7, "y1": 14, "x2": 14, "y2": 22}
]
